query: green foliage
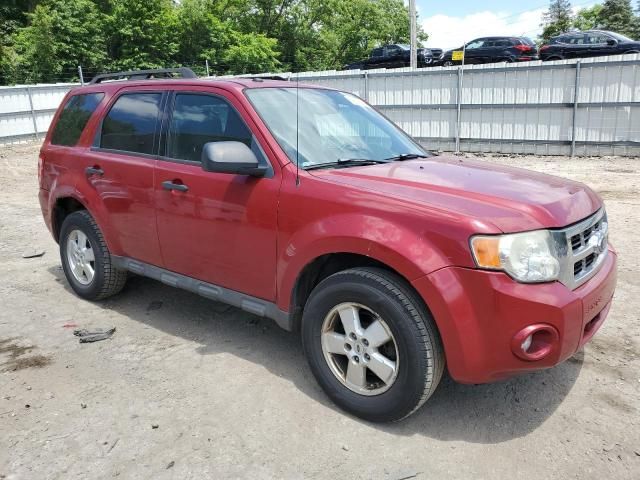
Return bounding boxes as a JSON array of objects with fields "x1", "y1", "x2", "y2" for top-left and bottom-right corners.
[
  {"x1": 107, "y1": 0, "x2": 178, "y2": 70},
  {"x1": 0, "y1": 0, "x2": 426, "y2": 85},
  {"x1": 573, "y1": 5, "x2": 604, "y2": 31},
  {"x1": 541, "y1": 0, "x2": 574, "y2": 42},
  {"x1": 222, "y1": 33, "x2": 281, "y2": 73},
  {"x1": 597, "y1": 0, "x2": 637, "y2": 38},
  {"x1": 7, "y1": 0, "x2": 108, "y2": 84}
]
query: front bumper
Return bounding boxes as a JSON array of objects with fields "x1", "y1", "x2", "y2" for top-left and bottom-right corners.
[{"x1": 412, "y1": 247, "x2": 617, "y2": 383}]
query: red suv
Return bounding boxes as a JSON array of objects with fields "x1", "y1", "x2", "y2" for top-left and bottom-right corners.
[{"x1": 38, "y1": 68, "x2": 617, "y2": 422}]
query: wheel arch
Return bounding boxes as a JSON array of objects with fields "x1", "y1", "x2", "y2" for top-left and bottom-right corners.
[{"x1": 286, "y1": 251, "x2": 436, "y2": 333}]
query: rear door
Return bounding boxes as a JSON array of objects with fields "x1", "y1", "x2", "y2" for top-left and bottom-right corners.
[
  {"x1": 153, "y1": 87, "x2": 280, "y2": 300},
  {"x1": 83, "y1": 89, "x2": 165, "y2": 266},
  {"x1": 565, "y1": 33, "x2": 591, "y2": 58}
]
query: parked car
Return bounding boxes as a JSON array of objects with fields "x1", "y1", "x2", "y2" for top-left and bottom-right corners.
[
  {"x1": 540, "y1": 30, "x2": 640, "y2": 61},
  {"x1": 343, "y1": 44, "x2": 435, "y2": 70},
  {"x1": 439, "y1": 36, "x2": 539, "y2": 66},
  {"x1": 39, "y1": 68, "x2": 617, "y2": 422}
]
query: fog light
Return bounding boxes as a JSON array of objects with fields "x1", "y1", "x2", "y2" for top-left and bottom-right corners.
[{"x1": 511, "y1": 324, "x2": 559, "y2": 361}]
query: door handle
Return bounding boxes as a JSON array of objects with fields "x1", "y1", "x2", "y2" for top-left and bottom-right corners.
[
  {"x1": 162, "y1": 180, "x2": 189, "y2": 192},
  {"x1": 85, "y1": 166, "x2": 104, "y2": 177}
]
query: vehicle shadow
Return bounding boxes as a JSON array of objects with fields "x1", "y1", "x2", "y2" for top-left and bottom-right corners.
[{"x1": 48, "y1": 267, "x2": 584, "y2": 444}]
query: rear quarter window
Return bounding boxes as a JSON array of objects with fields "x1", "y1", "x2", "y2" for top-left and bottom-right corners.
[{"x1": 50, "y1": 93, "x2": 104, "y2": 146}]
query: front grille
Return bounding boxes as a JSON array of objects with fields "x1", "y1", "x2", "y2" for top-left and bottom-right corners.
[{"x1": 556, "y1": 209, "x2": 608, "y2": 290}]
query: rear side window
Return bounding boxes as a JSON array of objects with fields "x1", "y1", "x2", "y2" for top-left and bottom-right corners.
[
  {"x1": 100, "y1": 93, "x2": 162, "y2": 155},
  {"x1": 51, "y1": 93, "x2": 104, "y2": 146},
  {"x1": 167, "y1": 93, "x2": 252, "y2": 163}
]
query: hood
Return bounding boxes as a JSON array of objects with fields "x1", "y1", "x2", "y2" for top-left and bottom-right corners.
[{"x1": 311, "y1": 156, "x2": 601, "y2": 232}]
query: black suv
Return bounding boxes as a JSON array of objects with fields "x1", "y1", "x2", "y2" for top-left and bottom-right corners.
[
  {"x1": 540, "y1": 30, "x2": 640, "y2": 61},
  {"x1": 439, "y1": 37, "x2": 538, "y2": 66},
  {"x1": 344, "y1": 44, "x2": 434, "y2": 70}
]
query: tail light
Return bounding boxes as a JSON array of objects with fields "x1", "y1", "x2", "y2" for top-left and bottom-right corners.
[
  {"x1": 539, "y1": 45, "x2": 550, "y2": 52},
  {"x1": 513, "y1": 44, "x2": 533, "y2": 53}
]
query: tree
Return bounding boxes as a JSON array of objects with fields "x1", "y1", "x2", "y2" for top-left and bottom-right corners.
[
  {"x1": 222, "y1": 33, "x2": 280, "y2": 73},
  {"x1": 107, "y1": 0, "x2": 179, "y2": 70},
  {"x1": 7, "y1": 0, "x2": 108, "y2": 84},
  {"x1": 573, "y1": 5, "x2": 603, "y2": 31},
  {"x1": 541, "y1": 0, "x2": 574, "y2": 42},
  {"x1": 597, "y1": 0, "x2": 636, "y2": 38}
]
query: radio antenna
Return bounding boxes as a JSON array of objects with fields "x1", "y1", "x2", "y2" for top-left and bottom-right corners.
[{"x1": 295, "y1": 71, "x2": 300, "y2": 187}]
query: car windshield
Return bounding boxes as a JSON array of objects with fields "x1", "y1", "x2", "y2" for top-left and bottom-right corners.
[
  {"x1": 608, "y1": 31, "x2": 634, "y2": 42},
  {"x1": 245, "y1": 88, "x2": 427, "y2": 169}
]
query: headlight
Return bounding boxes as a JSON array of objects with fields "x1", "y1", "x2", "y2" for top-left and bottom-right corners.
[{"x1": 470, "y1": 230, "x2": 560, "y2": 283}]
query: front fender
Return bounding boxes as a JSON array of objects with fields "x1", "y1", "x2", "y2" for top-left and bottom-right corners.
[{"x1": 276, "y1": 213, "x2": 451, "y2": 311}]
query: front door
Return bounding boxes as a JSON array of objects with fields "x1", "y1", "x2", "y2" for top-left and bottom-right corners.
[
  {"x1": 154, "y1": 88, "x2": 280, "y2": 301},
  {"x1": 463, "y1": 39, "x2": 488, "y2": 64}
]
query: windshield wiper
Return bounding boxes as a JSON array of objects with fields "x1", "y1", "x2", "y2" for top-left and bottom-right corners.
[
  {"x1": 384, "y1": 153, "x2": 430, "y2": 162},
  {"x1": 305, "y1": 158, "x2": 390, "y2": 171}
]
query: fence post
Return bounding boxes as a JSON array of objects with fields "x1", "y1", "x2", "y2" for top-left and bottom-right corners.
[
  {"x1": 363, "y1": 71, "x2": 369, "y2": 101},
  {"x1": 205, "y1": 60, "x2": 210, "y2": 77},
  {"x1": 455, "y1": 66, "x2": 463, "y2": 153},
  {"x1": 571, "y1": 60, "x2": 582, "y2": 157},
  {"x1": 26, "y1": 87, "x2": 39, "y2": 141},
  {"x1": 78, "y1": 65, "x2": 84, "y2": 86}
]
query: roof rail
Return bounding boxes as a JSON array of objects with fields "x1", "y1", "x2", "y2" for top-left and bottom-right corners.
[
  {"x1": 89, "y1": 67, "x2": 197, "y2": 84},
  {"x1": 239, "y1": 75, "x2": 290, "y2": 82}
]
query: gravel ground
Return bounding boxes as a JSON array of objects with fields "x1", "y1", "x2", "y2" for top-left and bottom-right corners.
[{"x1": 0, "y1": 142, "x2": 638, "y2": 479}]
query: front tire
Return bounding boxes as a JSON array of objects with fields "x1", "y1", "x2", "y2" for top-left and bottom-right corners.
[
  {"x1": 301, "y1": 267, "x2": 445, "y2": 422},
  {"x1": 59, "y1": 210, "x2": 127, "y2": 300}
]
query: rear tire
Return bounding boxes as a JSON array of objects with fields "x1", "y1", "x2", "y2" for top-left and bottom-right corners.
[
  {"x1": 59, "y1": 210, "x2": 127, "y2": 300},
  {"x1": 301, "y1": 267, "x2": 445, "y2": 422}
]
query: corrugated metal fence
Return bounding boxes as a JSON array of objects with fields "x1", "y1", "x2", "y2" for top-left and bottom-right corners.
[
  {"x1": 0, "y1": 83, "x2": 78, "y2": 145},
  {"x1": 2, "y1": 55, "x2": 640, "y2": 156}
]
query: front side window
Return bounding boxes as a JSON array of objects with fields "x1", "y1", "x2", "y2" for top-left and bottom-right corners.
[
  {"x1": 587, "y1": 33, "x2": 609, "y2": 45},
  {"x1": 246, "y1": 88, "x2": 426, "y2": 169},
  {"x1": 100, "y1": 92, "x2": 162, "y2": 155},
  {"x1": 466, "y1": 40, "x2": 486, "y2": 49},
  {"x1": 166, "y1": 93, "x2": 252, "y2": 163},
  {"x1": 51, "y1": 93, "x2": 104, "y2": 146}
]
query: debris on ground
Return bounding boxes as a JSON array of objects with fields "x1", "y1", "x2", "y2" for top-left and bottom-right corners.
[
  {"x1": 62, "y1": 323, "x2": 78, "y2": 329},
  {"x1": 21, "y1": 249, "x2": 45, "y2": 259},
  {"x1": 73, "y1": 327, "x2": 116, "y2": 343},
  {"x1": 166, "y1": 461, "x2": 175, "y2": 469},
  {"x1": 151, "y1": 424, "x2": 159, "y2": 429}
]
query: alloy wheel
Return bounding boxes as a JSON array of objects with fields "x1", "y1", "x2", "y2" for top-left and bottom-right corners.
[
  {"x1": 65, "y1": 229, "x2": 96, "y2": 285},
  {"x1": 320, "y1": 302, "x2": 399, "y2": 396}
]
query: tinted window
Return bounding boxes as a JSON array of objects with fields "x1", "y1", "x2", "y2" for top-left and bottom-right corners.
[
  {"x1": 496, "y1": 39, "x2": 512, "y2": 47},
  {"x1": 100, "y1": 93, "x2": 162, "y2": 155},
  {"x1": 51, "y1": 93, "x2": 104, "y2": 146},
  {"x1": 587, "y1": 33, "x2": 609, "y2": 44},
  {"x1": 466, "y1": 40, "x2": 486, "y2": 49},
  {"x1": 371, "y1": 48, "x2": 383, "y2": 58},
  {"x1": 568, "y1": 35, "x2": 587, "y2": 45},
  {"x1": 167, "y1": 94, "x2": 252, "y2": 163}
]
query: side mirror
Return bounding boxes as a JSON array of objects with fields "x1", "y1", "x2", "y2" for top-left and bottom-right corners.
[
  {"x1": 607, "y1": 39, "x2": 617, "y2": 46},
  {"x1": 201, "y1": 141, "x2": 267, "y2": 177}
]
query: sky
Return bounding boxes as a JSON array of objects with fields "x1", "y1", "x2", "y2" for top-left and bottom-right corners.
[{"x1": 417, "y1": 0, "x2": 599, "y2": 50}]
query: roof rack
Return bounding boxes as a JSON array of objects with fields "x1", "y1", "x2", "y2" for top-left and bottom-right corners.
[
  {"x1": 239, "y1": 75, "x2": 290, "y2": 82},
  {"x1": 89, "y1": 67, "x2": 197, "y2": 84}
]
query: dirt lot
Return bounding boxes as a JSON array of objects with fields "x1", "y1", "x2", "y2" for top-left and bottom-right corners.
[{"x1": 0, "y1": 142, "x2": 638, "y2": 480}]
